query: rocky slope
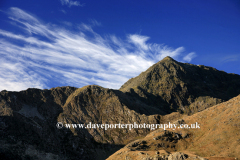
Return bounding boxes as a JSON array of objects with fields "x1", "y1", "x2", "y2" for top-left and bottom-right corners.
[
  {"x1": 0, "y1": 86, "x2": 162, "y2": 160},
  {"x1": 108, "y1": 94, "x2": 240, "y2": 160},
  {"x1": 1, "y1": 56, "x2": 240, "y2": 160},
  {"x1": 58, "y1": 85, "x2": 162, "y2": 144},
  {"x1": 120, "y1": 56, "x2": 240, "y2": 114}
]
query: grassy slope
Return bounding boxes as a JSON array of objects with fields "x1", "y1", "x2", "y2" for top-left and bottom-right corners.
[{"x1": 107, "y1": 94, "x2": 240, "y2": 159}]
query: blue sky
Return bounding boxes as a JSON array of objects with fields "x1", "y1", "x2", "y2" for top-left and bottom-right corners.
[{"x1": 0, "y1": 0, "x2": 240, "y2": 91}]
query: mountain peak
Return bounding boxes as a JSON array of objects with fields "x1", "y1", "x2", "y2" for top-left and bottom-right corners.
[
  {"x1": 161, "y1": 56, "x2": 175, "y2": 61},
  {"x1": 155, "y1": 56, "x2": 178, "y2": 66},
  {"x1": 120, "y1": 58, "x2": 240, "y2": 113}
]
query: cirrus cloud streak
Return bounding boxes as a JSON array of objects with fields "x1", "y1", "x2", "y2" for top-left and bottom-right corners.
[{"x1": 0, "y1": 7, "x2": 196, "y2": 91}]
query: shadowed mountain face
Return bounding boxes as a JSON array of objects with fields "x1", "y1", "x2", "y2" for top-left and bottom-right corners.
[
  {"x1": 120, "y1": 56, "x2": 240, "y2": 114},
  {"x1": 1, "y1": 57, "x2": 240, "y2": 160},
  {"x1": 0, "y1": 86, "x2": 161, "y2": 160}
]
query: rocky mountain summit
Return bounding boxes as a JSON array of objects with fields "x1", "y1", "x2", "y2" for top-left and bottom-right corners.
[
  {"x1": 1, "y1": 57, "x2": 240, "y2": 160},
  {"x1": 120, "y1": 56, "x2": 240, "y2": 114}
]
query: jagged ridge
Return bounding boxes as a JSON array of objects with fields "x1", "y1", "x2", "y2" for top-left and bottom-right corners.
[{"x1": 1, "y1": 57, "x2": 240, "y2": 160}]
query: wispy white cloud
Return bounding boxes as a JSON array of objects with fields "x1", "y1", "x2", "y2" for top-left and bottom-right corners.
[
  {"x1": 183, "y1": 52, "x2": 197, "y2": 62},
  {"x1": 0, "y1": 54, "x2": 47, "y2": 91},
  {"x1": 128, "y1": 34, "x2": 149, "y2": 50},
  {"x1": 219, "y1": 54, "x2": 239, "y2": 64},
  {"x1": 89, "y1": 19, "x2": 102, "y2": 27},
  {"x1": 60, "y1": 0, "x2": 84, "y2": 7},
  {"x1": 61, "y1": 21, "x2": 72, "y2": 26},
  {"x1": 8, "y1": 7, "x2": 39, "y2": 23},
  {"x1": 60, "y1": 9, "x2": 67, "y2": 14},
  {"x1": 0, "y1": 7, "x2": 196, "y2": 91}
]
